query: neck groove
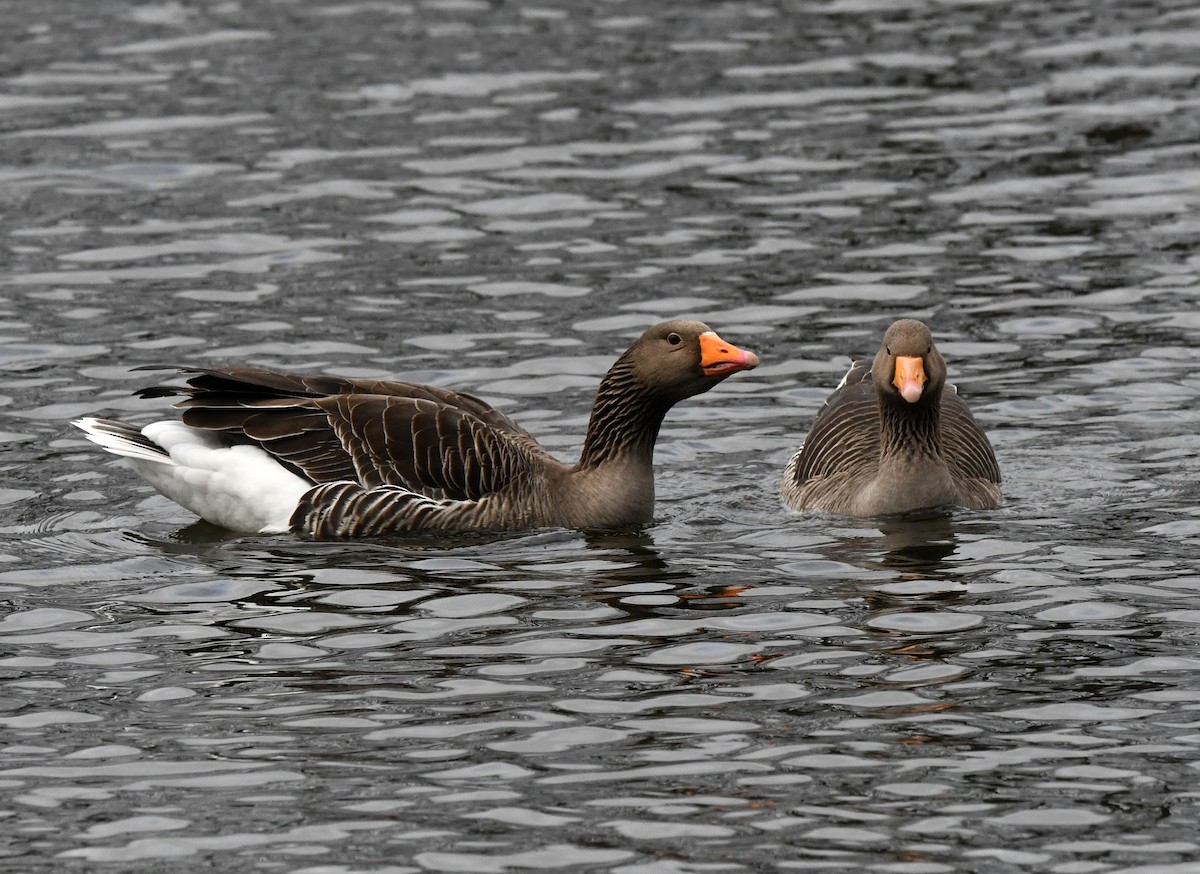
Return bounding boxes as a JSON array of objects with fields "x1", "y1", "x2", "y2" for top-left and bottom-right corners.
[
  {"x1": 879, "y1": 393, "x2": 942, "y2": 461},
  {"x1": 576, "y1": 353, "x2": 667, "y2": 471}
]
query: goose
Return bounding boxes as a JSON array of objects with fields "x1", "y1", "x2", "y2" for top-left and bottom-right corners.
[
  {"x1": 782, "y1": 318, "x2": 1000, "y2": 516},
  {"x1": 73, "y1": 320, "x2": 758, "y2": 537}
]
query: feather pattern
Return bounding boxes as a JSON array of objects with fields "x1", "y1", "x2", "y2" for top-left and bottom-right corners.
[
  {"x1": 577, "y1": 350, "x2": 668, "y2": 469},
  {"x1": 79, "y1": 321, "x2": 757, "y2": 537},
  {"x1": 783, "y1": 320, "x2": 1000, "y2": 516}
]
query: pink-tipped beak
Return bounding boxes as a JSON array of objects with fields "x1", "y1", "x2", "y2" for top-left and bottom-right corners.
[
  {"x1": 893, "y1": 355, "x2": 926, "y2": 403},
  {"x1": 699, "y1": 331, "x2": 759, "y2": 377}
]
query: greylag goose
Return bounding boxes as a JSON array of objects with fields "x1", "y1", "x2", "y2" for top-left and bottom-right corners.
[
  {"x1": 782, "y1": 318, "x2": 1000, "y2": 516},
  {"x1": 73, "y1": 320, "x2": 758, "y2": 537}
]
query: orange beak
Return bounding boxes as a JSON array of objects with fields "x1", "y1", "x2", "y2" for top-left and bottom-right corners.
[
  {"x1": 699, "y1": 331, "x2": 759, "y2": 377},
  {"x1": 893, "y1": 355, "x2": 926, "y2": 403}
]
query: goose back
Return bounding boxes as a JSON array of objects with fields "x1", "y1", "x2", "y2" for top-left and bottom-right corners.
[{"x1": 136, "y1": 367, "x2": 549, "y2": 502}]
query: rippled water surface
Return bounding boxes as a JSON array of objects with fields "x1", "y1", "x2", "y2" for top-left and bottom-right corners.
[{"x1": 4, "y1": 1, "x2": 1200, "y2": 871}]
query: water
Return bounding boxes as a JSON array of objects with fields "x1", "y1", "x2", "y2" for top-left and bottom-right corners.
[{"x1": 3, "y1": 0, "x2": 1200, "y2": 870}]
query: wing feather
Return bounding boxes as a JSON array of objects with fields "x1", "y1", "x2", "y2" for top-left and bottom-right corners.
[
  {"x1": 139, "y1": 366, "x2": 550, "y2": 497},
  {"x1": 317, "y1": 394, "x2": 548, "y2": 500},
  {"x1": 789, "y1": 361, "x2": 879, "y2": 489},
  {"x1": 941, "y1": 391, "x2": 1001, "y2": 484}
]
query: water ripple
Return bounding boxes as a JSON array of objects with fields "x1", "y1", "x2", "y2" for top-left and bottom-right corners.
[{"x1": 4, "y1": 0, "x2": 1200, "y2": 871}]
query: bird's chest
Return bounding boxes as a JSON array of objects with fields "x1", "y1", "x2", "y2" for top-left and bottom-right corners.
[
  {"x1": 856, "y1": 454, "x2": 958, "y2": 515},
  {"x1": 559, "y1": 461, "x2": 655, "y2": 529}
]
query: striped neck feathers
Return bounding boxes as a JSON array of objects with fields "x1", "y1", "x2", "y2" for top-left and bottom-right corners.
[
  {"x1": 879, "y1": 391, "x2": 943, "y2": 461},
  {"x1": 576, "y1": 350, "x2": 670, "y2": 470}
]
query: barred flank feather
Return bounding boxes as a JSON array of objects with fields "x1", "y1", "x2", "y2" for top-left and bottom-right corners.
[{"x1": 295, "y1": 483, "x2": 449, "y2": 538}]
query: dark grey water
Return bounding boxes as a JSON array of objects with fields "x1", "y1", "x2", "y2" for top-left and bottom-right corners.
[{"x1": 3, "y1": 0, "x2": 1200, "y2": 871}]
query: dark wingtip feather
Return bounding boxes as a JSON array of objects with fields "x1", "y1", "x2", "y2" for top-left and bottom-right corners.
[
  {"x1": 135, "y1": 385, "x2": 185, "y2": 399},
  {"x1": 130, "y1": 366, "x2": 199, "y2": 399}
]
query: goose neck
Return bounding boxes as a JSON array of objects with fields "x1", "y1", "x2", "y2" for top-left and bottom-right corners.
[
  {"x1": 879, "y1": 394, "x2": 942, "y2": 460},
  {"x1": 576, "y1": 357, "x2": 667, "y2": 471}
]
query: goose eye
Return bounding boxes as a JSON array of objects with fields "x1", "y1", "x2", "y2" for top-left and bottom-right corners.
[
  {"x1": 667, "y1": 332, "x2": 683, "y2": 346},
  {"x1": 885, "y1": 346, "x2": 892, "y2": 356},
  {"x1": 926, "y1": 345, "x2": 932, "y2": 354}
]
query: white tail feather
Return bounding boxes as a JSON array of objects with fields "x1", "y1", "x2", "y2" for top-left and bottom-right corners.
[
  {"x1": 72, "y1": 417, "x2": 312, "y2": 534},
  {"x1": 73, "y1": 417, "x2": 175, "y2": 465}
]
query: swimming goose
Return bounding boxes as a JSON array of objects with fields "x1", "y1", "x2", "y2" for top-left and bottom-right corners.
[
  {"x1": 782, "y1": 318, "x2": 1000, "y2": 516},
  {"x1": 73, "y1": 320, "x2": 758, "y2": 537}
]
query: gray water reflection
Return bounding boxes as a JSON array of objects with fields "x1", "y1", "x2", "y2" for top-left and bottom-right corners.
[{"x1": 4, "y1": 0, "x2": 1200, "y2": 870}]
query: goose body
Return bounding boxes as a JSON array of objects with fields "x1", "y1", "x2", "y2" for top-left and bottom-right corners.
[
  {"x1": 74, "y1": 320, "x2": 758, "y2": 537},
  {"x1": 782, "y1": 319, "x2": 1000, "y2": 516}
]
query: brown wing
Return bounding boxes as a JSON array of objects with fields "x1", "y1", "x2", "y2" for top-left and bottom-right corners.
[
  {"x1": 135, "y1": 367, "x2": 534, "y2": 437},
  {"x1": 134, "y1": 366, "x2": 548, "y2": 499},
  {"x1": 343, "y1": 378, "x2": 535, "y2": 441},
  {"x1": 313, "y1": 392, "x2": 548, "y2": 499},
  {"x1": 941, "y1": 386, "x2": 1001, "y2": 485},
  {"x1": 788, "y1": 361, "x2": 880, "y2": 488}
]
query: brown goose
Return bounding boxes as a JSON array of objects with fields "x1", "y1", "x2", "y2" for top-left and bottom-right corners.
[
  {"x1": 782, "y1": 318, "x2": 1000, "y2": 516},
  {"x1": 73, "y1": 320, "x2": 758, "y2": 537}
]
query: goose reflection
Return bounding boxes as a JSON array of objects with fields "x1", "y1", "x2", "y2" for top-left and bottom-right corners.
[
  {"x1": 874, "y1": 512, "x2": 960, "y2": 573},
  {"x1": 815, "y1": 510, "x2": 963, "y2": 579},
  {"x1": 139, "y1": 522, "x2": 701, "y2": 615}
]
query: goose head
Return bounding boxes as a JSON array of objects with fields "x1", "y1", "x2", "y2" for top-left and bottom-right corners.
[
  {"x1": 621, "y1": 319, "x2": 759, "y2": 405},
  {"x1": 871, "y1": 319, "x2": 947, "y2": 407}
]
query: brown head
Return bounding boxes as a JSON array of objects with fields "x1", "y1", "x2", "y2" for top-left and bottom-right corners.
[
  {"x1": 577, "y1": 320, "x2": 758, "y2": 470},
  {"x1": 870, "y1": 319, "x2": 947, "y2": 407},
  {"x1": 619, "y1": 319, "x2": 759, "y2": 405}
]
